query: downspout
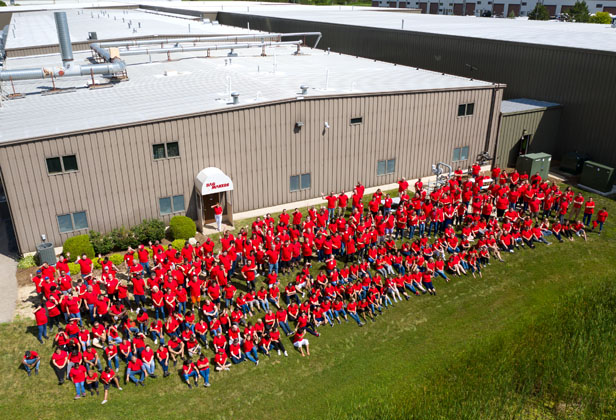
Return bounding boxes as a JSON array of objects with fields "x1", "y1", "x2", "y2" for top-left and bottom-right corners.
[{"x1": 482, "y1": 85, "x2": 498, "y2": 163}]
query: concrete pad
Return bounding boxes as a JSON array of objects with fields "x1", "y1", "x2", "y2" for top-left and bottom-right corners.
[{"x1": 0, "y1": 254, "x2": 17, "y2": 323}]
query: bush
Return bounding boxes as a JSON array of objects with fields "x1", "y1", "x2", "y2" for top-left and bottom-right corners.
[
  {"x1": 63, "y1": 234, "x2": 95, "y2": 262},
  {"x1": 171, "y1": 239, "x2": 186, "y2": 251},
  {"x1": 0, "y1": 1, "x2": 6, "y2": 7},
  {"x1": 67, "y1": 262, "x2": 81, "y2": 275},
  {"x1": 590, "y1": 11, "x2": 611, "y2": 23},
  {"x1": 109, "y1": 253, "x2": 124, "y2": 267},
  {"x1": 89, "y1": 230, "x2": 114, "y2": 255},
  {"x1": 132, "y1": 219, "x2": 166, "y2": 244},
  {"x1": 169, "y1": 216, "x2": 196, "y2": 240},
  {"x1": 17, "y1": 255, "x2": 37, "y2": 269},
  {"x1": 528, "y1": 3, "x2": 549, "y2": 20},
  {"x1": 109, "y1": 226, "x2": 139, "y2": 251}
]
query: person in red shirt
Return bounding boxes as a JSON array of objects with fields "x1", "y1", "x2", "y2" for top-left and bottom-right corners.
[
  {"x1": 212, "y1": 203, "x2": 224, "y2": 231},
  {"x1": 100, "y1": 366, "x2": 122, "y2": 405},
  {"x1": 337, "y1": 191, "x2": 349, "y2": 218},
  {"x1": 137, "y1": 244, "x2": 151, "y2": 276},
  {"x1": 33, "y1": 304, "x2": 48, "y2": 343},
  {"x1": 69, "y1": 362, "x2": 88, "y2": 399},
  {"x1": 583, "y1": 197, "x2": 595, "y2": 226},
  {"x1": 592, "y1": 207, "x2": 609, "y2": 234},
  {"x1": 196, "y1": 353, "x2": 211, "y2": 387},
  {"x1": 126, "y1": 355, "x2": 147, "y2": 386},
  {"x1": 51, "y1": 347, "x2": 68, "y2": 385},
  {"x1": 85, "y1": 369, "x2": 99, "y2": 397},
  {"x1": 292, "y1": 327, "x2": 310, "y2": 357},
  {"x1": 214, "y1": 349, "x2": 231, "y2": 371},
  {"x1": 22, "y1": 350, "x2": 40, "y2": 376},
  {"x1": 321, "y1": 191, "x2": 338, "y2": 222},
  {"x1": 76, "y1": 254, "x2": 93, "y2": 284}
]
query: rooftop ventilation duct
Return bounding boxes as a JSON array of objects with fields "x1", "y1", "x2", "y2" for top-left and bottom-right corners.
[
  {"x1": 231, "y1": 92, "x2": 240, "y2": 105},
  {"x1": 54, "y1": 12, "x2": 74, "y2": 66}
]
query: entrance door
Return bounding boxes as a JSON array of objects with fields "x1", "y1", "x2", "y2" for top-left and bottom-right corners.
[
  {"x1": 429, "y1": 2, "x2": 439, "y2": 13},
  {"x1": 0, "y1": 168, "x2": 18, "y2": 255},
  {"x1": 202, "y1": 193, "x2": 220, "y2": 223}
]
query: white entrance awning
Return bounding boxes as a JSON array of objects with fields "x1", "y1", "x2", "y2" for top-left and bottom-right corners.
[{"x1": 194, "y1": 167, "x2": 234, "y2": 195}]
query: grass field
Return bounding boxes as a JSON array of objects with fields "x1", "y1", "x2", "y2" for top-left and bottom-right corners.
[{"x1": 0, "y1": 185, "x2": 614, "y2": 420}]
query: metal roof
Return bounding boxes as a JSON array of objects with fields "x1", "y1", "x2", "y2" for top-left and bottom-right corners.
[
  {"x1": 501, "y1": 98, "x2": 561, "y2": 114},
  {"x1": 185, "y1": 5, "x2": 616, "y2": 53},
  {"x1": 0, "y1": 44, "x2": 493, "y2": 143},
  {"x1": 5, "y1": 8, "x2": 255, "y2": 50}
]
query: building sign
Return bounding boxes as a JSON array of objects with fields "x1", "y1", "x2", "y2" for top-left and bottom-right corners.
[{"x1": 195, "y1": 167, "x2": 234, "y2": 195}]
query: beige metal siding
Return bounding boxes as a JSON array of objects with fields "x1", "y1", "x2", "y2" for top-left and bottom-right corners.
[
  {"x1": 0, "y1": 87, "x2": 500, "y2": 252},
  {"x1": 218, "y1": 12, "x2": 616, "y2": 168}
]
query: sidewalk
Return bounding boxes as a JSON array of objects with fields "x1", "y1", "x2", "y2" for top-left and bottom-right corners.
[{"x1": 0, "y1": 254, "x2": 17, "y2": 323}]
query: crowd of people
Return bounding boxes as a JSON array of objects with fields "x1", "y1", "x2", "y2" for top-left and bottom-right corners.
[{"x1": 24, "y1": 163, "x2": 608, "y2": 403}]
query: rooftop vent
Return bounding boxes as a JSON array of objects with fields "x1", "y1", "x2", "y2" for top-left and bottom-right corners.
[
  {"x1": 300, "y1": 85, "x2": 309, "y2": 95},
  {"x1": 231, "y1": 92, "x2": 240, "y2": 105}
]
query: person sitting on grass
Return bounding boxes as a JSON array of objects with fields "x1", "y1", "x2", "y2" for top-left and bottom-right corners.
[
  {"x1": 196, "y1": 354, "x2": 211, "y2": 387},
  {"x1": 85, "y1": 369, "x2": 99, "y2": 397},
  {"x1": 292, "y1": 327, "x2": 311, "y2": 357},
  {"x1": 182, "y1": 359, "x2": 199, "y2": 389},
  {"x1": 214, "y1": 349, "x2": 231, "y2": 372},
  {"x1": 100, "y1": 366, "x2": 122, "y2": 405},
  {"x1": 125, "y1": 355, "x2": 147, "y2": 387},
  {"x1": 573, "y1": 220, "x2": 587, "y2": 241},
  {"x1": 22, "y1": 350, "x2": 40, "y2": 377}
]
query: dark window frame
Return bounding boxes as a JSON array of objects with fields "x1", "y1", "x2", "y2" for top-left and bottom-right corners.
[
  {"x1": 377, "y1": 158, "x2": 396, "y2": 176},
  {"x1": 290, "y1": 172, "x2": 311, "y2": 192},
  {"x1": 57, "y1": 211, "x2": 89, "y2": 233},
  {"x1": 350, "y1": 117, "x2": 363, "y2": 125},
  {"x1": 452, "y1": 146, "x2": 470, "y2": 162},
  {"x1": 46, "y1": 154, "x2": 79, "y2": 175},
  {"x1": 153, "y1": 141, "x2": 181, "y2": 160},
  {"x1": 159, "y1": 194, "x2": 185, "y2": 215},
  {"x1": 457, "y1": 103, "x2": 475, "y2": 117}
]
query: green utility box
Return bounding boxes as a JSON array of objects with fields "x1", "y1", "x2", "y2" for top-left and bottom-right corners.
[
  {"x1": 579, "y1": 161, "x2": 616, "y2": 193},
  {"x1": 516, "y1": 152, "x2": 552, "y2": 181}
]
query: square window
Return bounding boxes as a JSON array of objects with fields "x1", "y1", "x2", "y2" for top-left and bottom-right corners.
[
  {"x1": 466, "y1": 103, "x2": 475, "y2": 116},
  {"x1": 46, "y1": 157, "x2": 62, "y2": 174},
  {"x1": 301, "y1": 173, "x2": 311, "y2": 190},
  {"x1": 159, "y1": 197, "x2": 172, "y2": 215},
  {"x1": 172, "y1": 195, "x2": 185, "y2": 213},
  {"x1": 166, "y1": 142, "x2": 180, "y2": 158},
  {"x1": 461, "y1": 146, "x2": 469, "y2": 161},
  {"x1": 62, "y1": 155, "x2": 78, "y2": 172},
  {"x1": 377, "y1": 160, "x2": 386, "y2": 176},
  {"x1": 350, "y1": 117, "x2": 363, "y2": 125},
  {"x1": 57, "y1": 214, "x2": 73, "y2": 233},
  {"x1": 387, "y1": 158, "x2": 396, "y2": 174},
  {"x1": 457, "y1": 104, "x2": 466, "y2": 117},
  {"x1": 453, "y1": 148, "x2": 461, "y2": 162},
  {"x1": 290, "y1": 175, "x2": 300, "y2": 192},
  {"x1": 153, "y1": 144, "x2": 166, "y2": 160},
  {"x1": 72, "y1": 211, "x2": 88, "y2": 230}
]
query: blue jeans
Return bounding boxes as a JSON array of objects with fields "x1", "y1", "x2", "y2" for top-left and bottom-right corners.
[
  {"x1": 107, "y1": 355, "x2": 119, "y2": 370},
  {"x1": 128, "y1": 368, "x2": 144, "y2": 384},
  {"x1": 231, "y1": 354, "x2": 244, "y2": 364},
  {"x1": 328, "y1": 208, "x2": 335, "y2": 222},
  {"x1": 183, "y1": 370, "x2": 198, "y2": 382},
  {"x1": 434, "y1": 270, "x2": 448, "y2": 280},
  {"x1": 268, "y1": 262, "x2": 279, "y2": 274},
  {"x1": 199, "y1": 368, "x2": 210, "y2": 385},
  {"x1": 24, "y1": 358, "x2": 40, "y2": 373},
  {"x1": 259, "y1": 300, "x2": 270, "y2": 312},
  {"x1": 334, "y1": 309, "x2": 347, "y2": 319},
  {"x1": 37, "y1": 324, "x2": 47, "y2": 342},
  {"x1": 418, "y1": 224, "x2": 425, "y2": 236},
  {"x1": 151, "y1": 331, "x2": 165, "y2": 345},
  {"x1": 70, "y1": 312, "x2": 82, "y2": 327},
  {"x1": 583, "y1": 213, "x2": 592, "y2": 225},
  {"x1": 158, "y1": 359, "x2": 168, "y2": 374},
  {"x1": 143, "y1": 360, "x2": 155, "y2": 375},
  {"x1": 177, "y1": 301, "x2": 186, "y2": 314},
  {"x1": 74, "y1": 381, "x2": 85, "y2": 396},
  {"x1": 155, "y1": 306, "x2": 166, "y2": 320},
  {"x1": 349, "y1": 312, "x2": 362, "y2": 325},
  {"x1": 279, "y1": 321, "x2": 292, "y2": 335},
  {"x1": 140, "y1": 262, "x2": 151, "y2": 276},
  {"x1": 408, "y1": 225, "x2": 416, "y2": 239},
  {"x1": 134, "y1": 295, "x2": 146, "y2": 308},
  {"x1": 245, "y1": 347, "x2": 258, "y2": 364}
]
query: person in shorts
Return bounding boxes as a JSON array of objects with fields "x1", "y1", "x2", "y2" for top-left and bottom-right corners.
[{"x1": 100, "y1": 367, "x2": 122, "y2": 405}]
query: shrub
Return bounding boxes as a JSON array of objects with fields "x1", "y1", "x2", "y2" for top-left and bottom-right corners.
[
  {"x1": 131, "y1": 219, "x2": 166, "y2": 244},
  {"x1": 171, "y1": 239, "x2": 186, "y2": 251},
  {"x1": 17, "y1": 255, "x2": 37, "y2": 269},
  {"x1": 169, "y1": 216, "x2": 196, "y2": 240},
  {"x1": 0, "y1": 1, "x2": 6, "y2": 7},
  {"x1": 89, "y1": 230, "x2": 114, "y2": 255},
  {"x1": 528, "y1": 3, "x2": 549, "y2": 20},
  {"x1": 67, "y1": 262, "x2": 81, "y2": 275},
  {"x1": 109, "y1": 226, "x2": 139, "y2": 251},
  {"x1": 590, "y1": 11, "x2": 611, "y2": 23},
  {"x1": 109, "y1": 253, "x2": 124, "y2": 267},
  {"x1": 92, "y1": 258, "x2": 102, "y2": 270},
  {"x1": 63, "y1": 234, "x2": 95, "y2": 262}
]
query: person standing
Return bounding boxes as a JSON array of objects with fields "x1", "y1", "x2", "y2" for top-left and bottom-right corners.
[
  {"x1": 51, "y1": 347, "x2": 68, "y2": 385},
  {"x1": 592, "y1": 207, "x2": 609, "y2": 234},
  {"x1": 69, "y1": 362, "x2": 87, "y2": 399},
  {"x1": 583, "y1": 197, "x2": 595, "y2": 226},
  {"x1": 22, "y1": 350, "x2": 40, "y2": 376},
  {"x1": 212, "y1": 203, "x2": 224, "y2": 231},
  {"x1": 33, "y1": 304, "x2": 48, "y2": 344}
]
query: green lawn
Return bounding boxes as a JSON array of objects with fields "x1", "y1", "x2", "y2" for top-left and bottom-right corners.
[{"x1": 0, "y1": 185, "x2": 615, "y2": 420}]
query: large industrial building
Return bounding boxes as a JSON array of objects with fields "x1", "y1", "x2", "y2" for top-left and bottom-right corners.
[{"x1": 0, "y1": 8, "x2": 505, "y2": 254}]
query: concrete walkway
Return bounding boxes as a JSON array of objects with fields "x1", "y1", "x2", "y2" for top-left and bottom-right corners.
[{"x1": 0, "y1": 254, "x2": 17, "y2": 323}]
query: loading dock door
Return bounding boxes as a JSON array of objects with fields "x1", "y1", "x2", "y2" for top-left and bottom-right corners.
[
  {"x1": 465, "y1": 2, "x2": 476, "y2": 14},
  {"x1": 429, "y1": 2, "x2": 439, "y2": 13},
  {"x1": 453, "y1": 3, "x2": 463, "y2": 14},
  {"x1": 544, "y1": 4, "x2": 556, "y2": 15},
  {"x1": 493, "y1": 3, "x2": 505, "y2": 15},
  {"x1": 418, "y1": 2, "x2": 427, "y2": 12},
  {"x1": 604, "y1": 6, "x2": 616, "y2": 12},
  {"x1": 507, "y1": 4, "x2": 520, "y2": 16}
]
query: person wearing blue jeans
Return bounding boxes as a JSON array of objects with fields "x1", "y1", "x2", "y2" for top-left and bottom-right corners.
[
  {"x1": 33, "y1": 304, "x2": 48, "y2": 344},
  {"x1": 348, "y1": 311, "x2": 363, "y2": 326},
  {"x1": 197, "y1": 354, "x2": 211, "y2": 387},
  {"x1": 278, "y1": 320, "x2": 292, "y2": 336},
  {"x1": 182, "y1": 360, "x2": 199, "y2": 388},
  {"x1": 22, "y1": 351, "x2": 40, "y2": 376},
  {"x1": 156, "y1": 346, "x2": 170, "y2": 378},
  {"x1": 69, "y1": 363, "x2": 87, "y2": 399},
  {"x1": 126, "y1": 356, "x2": 146, "y2": 386}
]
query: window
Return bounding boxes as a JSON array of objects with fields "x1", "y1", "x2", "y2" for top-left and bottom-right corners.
[
  {"x1": 153, "y1": 141, "x2": 180, "y2": 160},
  {"x1": 159, "y1": 194, "x2": 185, "y2": 215},
  {"x1": 57, "y1": 211, "x2": 88, "y2": 233},
  {"x1": 457, "y1": 103, "x2": 475, "y2": 117},
  {"x1": 350, "y1": 117, "x2": 363, "y2": 125},
  {"x1": 290, "y1": 173, "x2": 311, "y2": 192},
  {"x1": 453, "y1": 146, "x2": 470, "y2": 162},
  {"x1": 377, "y1": 158, "x2": 396, "y2": 176},
  {"x1": 46, "y1": 154, "x2": 78, "y2": 174},
  {"x1": 597, "y1": 4, "x2": 603, "y2": 7}
]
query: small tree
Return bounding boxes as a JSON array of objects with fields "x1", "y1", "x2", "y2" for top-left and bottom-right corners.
[
  {"x1": 589, "y1": 11, "x2": 611, "y2": 23},
  {"x1": 567, "y1": 0, "x2": 590, "y2": 22},
  {"x1": 508, "y1": 10, "x2": 516, "y2": 18},
  {"x1": 528, "y1": 3, "x2": 550, "y2": 20}
]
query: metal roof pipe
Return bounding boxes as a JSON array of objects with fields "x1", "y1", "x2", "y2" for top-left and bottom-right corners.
[
  {"x1": 97, "y1": 33, "x2": 284, "y2": 48},
  {"x1": 0, "y1": 61, "x2": 126, "y2": 81},
  {"x1": 54, "y1": 12, "x2": 74, "y2": 66},
  {"x1": 118, "y1": 40, "x2": 303, "y2": 57}
]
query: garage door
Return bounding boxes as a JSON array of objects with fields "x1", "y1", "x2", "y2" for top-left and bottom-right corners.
[
  {"x1": 465, "y1": 2, "x2": 476, "y2": 14},
  {"x1": 453, "y1": 3, "x2": 464, "y2": 14},
  {"x1": 429, "y1": 2, "x2": 439, "y2": 13},
  {"x1": 544, "y1": 4, "x2": 556, "y2": 15},
  {"x1": 604, "y1": 6, "x2": 616, "y2": 13},
  {"x1": 418, "y1": 2, "x2": 428, "y2": 12},
  {"x1": 493, "y1": 3, "x2": 505, "y2": 15},
  {"x1": 560, "y1": 5, "x2": 573, "y2": 13},
  {"x1": 507, "y1": 4, "x2": 520, "y2": 16}
]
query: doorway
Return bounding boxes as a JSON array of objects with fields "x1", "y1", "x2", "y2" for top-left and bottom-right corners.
[
  {"x1": 0, "y1": 168, "x2": 18, "y2": 255},
  {"x1": 203, "y1": 192, "x2": 221, "y2": 223}
]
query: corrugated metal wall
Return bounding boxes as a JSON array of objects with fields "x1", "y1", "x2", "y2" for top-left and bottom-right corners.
[
  {"x1": 494, "y1": 107, "x2": 561, "y2": 168},
  {"x1": 218, "y1": 13, "x2": 616, "y2": 167},
  {"x1": 0, "y1": 87, "x2": 501, "y2": 252}
]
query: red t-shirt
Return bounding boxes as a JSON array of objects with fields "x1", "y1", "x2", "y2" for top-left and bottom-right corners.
[{"x1": 70, "y1": 365, "x2": 87, "y2": 383}]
